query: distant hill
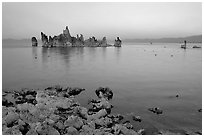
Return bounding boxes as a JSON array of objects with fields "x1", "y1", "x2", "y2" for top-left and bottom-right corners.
[
  {"x1": 2, "y1": 38, "x2": 41, "y2": 47},
  {"x1": 123, "y1": 35, "x2": 202, "y2": 43}
]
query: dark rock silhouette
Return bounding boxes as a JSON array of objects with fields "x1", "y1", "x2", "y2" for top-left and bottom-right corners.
[
  {"x1": 132, "y1": 115, "x2": 142, "y2": 122},
  {"x1": 95, "y1": 87, "x2": 113, "y2": 100},
  {"x1": 198, "y1": 109, "x2": 202, "y2": 112},
  {"x1": 193, "y1": 45, "x2": 201, "y2": 48},
  {"x1": 40, "y1": 26, "x2": 121, "y2": 47},
  {"x1": 41, "y1": 32, "x2": 48, "y2": 47},
  {"x1": 114, "y1": 37, "x2": 122, "y2": 47},
  {"x1": 148, "y1": 107, "x2": 163, "y2": 115},
  {"x1": 31, "y1": 37, "x2": 38, "y2": 46},
  {"x1": 181, "y1": 40, "x2": 187, "y2": 49}
]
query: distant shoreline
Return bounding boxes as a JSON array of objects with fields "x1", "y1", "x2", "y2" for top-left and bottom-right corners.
[{"x1": 2, "y1": 34, "x2": 202, "y2": 44}]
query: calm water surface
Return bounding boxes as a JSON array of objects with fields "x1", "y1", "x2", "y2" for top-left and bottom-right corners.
[{"x1": 3, "y1": 41, "x2": 202, "y2": 133}]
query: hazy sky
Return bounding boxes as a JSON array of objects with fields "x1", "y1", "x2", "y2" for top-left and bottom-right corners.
[{"x1": 2, "y1": 2, "x2": 202, "y2": 40}]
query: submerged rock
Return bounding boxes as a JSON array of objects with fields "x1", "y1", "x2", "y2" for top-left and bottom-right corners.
[
  {"x1": 66, "y1": 126, "x2": 78, "y2": 135},
  {"x1": 148, "y1": 107, "x2": 163, "y2": 115},
  {"x1": 132, "y1": 115, "x2": 142, "y2": 122},
  {"x1": 64, "y1": 115, "x2": 83, "y2": 129},
  {"x1": 95, "y1": 87, "x2": 113, "y2": 100}
]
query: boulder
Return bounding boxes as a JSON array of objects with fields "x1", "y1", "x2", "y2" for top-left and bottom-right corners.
[
  {"x1": 2, "y1": 125, "x2": 22, "y2": 135},
  {"x1": 132, "y1": 115, "x2": 142, "y2": 122},
  {"x1": 89, "y1": 97, "x2": 112, "y2": 114},
  {"x1": 94, "y1": 117, "x2": 112, "y2": 127},
  {"x1": 35, "y1": 122, "x2": 60, "y2": 135},
  {"x1": 55, "y1": 121, "x2": 65, "y2": 130},
  {"x1": 2, "y1": 93, "x2": 16, "y2": 107},
  {"x1": 3, "y1": 111, "x2": 19, "y2": 127},
  {"x1": 78, "y1": 106, "x2": 88, "y2": 119},
  {"x1": 66, "y1": 126, "x2": 78, "y2": 135},
  {"x1": 148, "y1": 107, "x2": 163, "y2": 115},
  {"x1": 112, "y1": 124, "x2": 137, "y2": 135},
  {"x1": 95, "y1": 87, "x2": 113, "y2": 100},
  {"x1": 68, "y1": 87, "x2": 85, "y2": 96},
  {"x1": 88, "y1": 109, "x2": 107, "y2": 121},
  {"x1": 64, "y1": 115, "x2": 84, "y2": 129}
]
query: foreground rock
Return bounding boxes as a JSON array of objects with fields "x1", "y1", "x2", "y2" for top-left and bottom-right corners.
[
  {"x1": 40, "y1": 26, "x2": 121, "y2": 47},
  {"x1": 2, "y1": 86, "x2": 139, "y2": 135}
]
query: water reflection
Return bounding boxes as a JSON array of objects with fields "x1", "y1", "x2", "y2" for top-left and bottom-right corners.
[
  {"x1": 32, "y1": 47, "x2": 38, "y2": 58},
  {"x1": 102, "y1": 47, "x2": 107, "y2": 60},
  {"x1": 74, "y1": 47, "x2": 85, "y2": 62},
  {"x1": 114, "y1": 47, "x2": 121, "y2": 61},
  {"x1": 40, "y1": 47, "x2": 86, "y2": 68},
  {"x1": 87, "y1": 47, "x2": 97, "y2": 61}
]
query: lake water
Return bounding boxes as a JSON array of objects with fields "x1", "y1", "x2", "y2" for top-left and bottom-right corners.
[{"x1": 2, "y1": 41, "x2": 202, "y2": 134}]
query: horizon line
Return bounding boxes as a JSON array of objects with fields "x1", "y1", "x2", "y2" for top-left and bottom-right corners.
[{"x1": 2, "y1": 34, "x2": 202, "y2": 41}]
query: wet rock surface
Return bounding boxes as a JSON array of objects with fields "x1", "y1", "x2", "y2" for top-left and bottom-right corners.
[{"x1": 2, "y1": 86, "x2": 139, "y2": 135}]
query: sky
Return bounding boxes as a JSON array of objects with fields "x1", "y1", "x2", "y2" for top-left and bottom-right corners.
[{"x1": 2, "y1": 2, "x2": 202, "y2": 40}]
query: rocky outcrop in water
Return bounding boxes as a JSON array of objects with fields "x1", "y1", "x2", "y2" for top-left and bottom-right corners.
[
  {"x1": 114, "y1": 37, "x2": 122, "y2": 47},
  {"x1": 40, "y1": 26, "x2": 121, "y2": 47},
  {"x1": 41, "y1": 32, "x2": 49, "y2": 47},
  {"x1": 31, "y1": 37, "x2": 38, "y2": 47}
]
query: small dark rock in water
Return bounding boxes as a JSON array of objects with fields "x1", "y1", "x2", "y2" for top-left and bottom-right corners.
[
  {"x1": 132, "y1": 115, "x2": 142, "y2": 122},
  {"x1": 155, "y1": 54, "x2": 157, "y2": 56},
  {"x1": 35, "y1": 57, "x2": 37, "y2": 59},
  {"x1": 31, "y1": 37, "x2": 38, "y2": 47},
  {"x1": 171, "y1": 55, "x2": 173, "y2": 57},
  {"x1": 148, "y1": 107, "x2": 163, "y2": 115},
  {"x1": 176, "y1": 94, "x2": 179, "y2": 98},
  {"x1": 193, "y1": 46, "x2": 201, "y2": 48},
  {"x1": 95, "y1": 87, "x2": 113, "y2": 100},
  {"x1": 194, "y1": 131, "x2": 202, "y2": 135},
  {"x1": 137, "y1": 129, "x2": 145, "y2": 135},
  {"x1": 198, "y1": 109, "x2": 202, "y2": 112},
  {"x1": 114, "y1": 37, "x2": 122, "y2": 47}
]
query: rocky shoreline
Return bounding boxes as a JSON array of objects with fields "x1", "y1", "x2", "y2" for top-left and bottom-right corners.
[
  {"x1": 2, "y1": 86, "x2": 202, "y2": 135},
  {"x1": 3, "y1": 86, "x2": 139, "y2": 135}
]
